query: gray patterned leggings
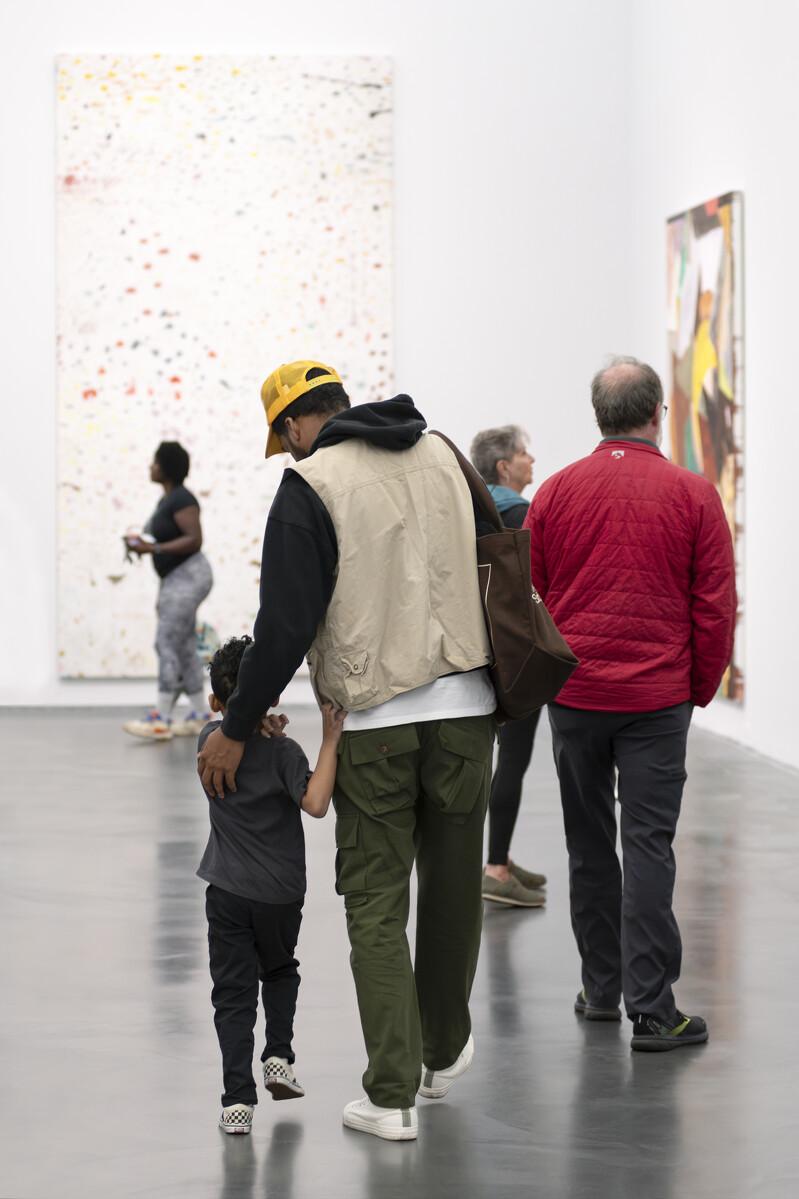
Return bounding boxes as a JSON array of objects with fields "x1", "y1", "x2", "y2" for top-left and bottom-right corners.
[{"x1": 155, "y1": 553, "x2": 213, "y2": 698}]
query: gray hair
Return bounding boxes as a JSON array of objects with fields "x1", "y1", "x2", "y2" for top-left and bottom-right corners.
[
  {"x1": 470, "y1": 425, "x2": 526, "y2": 485},
  {"x1": 591, "y1": 356, "x2": 663, "y2": 436}
]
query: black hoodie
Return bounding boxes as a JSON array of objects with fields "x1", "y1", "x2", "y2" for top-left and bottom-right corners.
[{"x1": 222, "y1": 397, "x2": 428, "y2": 740}]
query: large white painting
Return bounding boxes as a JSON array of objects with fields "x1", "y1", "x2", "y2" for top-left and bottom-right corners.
[{"x1": 56, "y1": 54, "x2": 393, "y2": 677}]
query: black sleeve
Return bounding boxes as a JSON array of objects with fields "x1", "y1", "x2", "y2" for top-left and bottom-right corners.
[
  {"x1": 501, "y1": 501, "x2": 530, "y2": 529},
  {"x1": 277, "y1": 739, "x2": 313, "y2": 807},
  {"x1": 221, "y1": 472, "x2": 338, "y2": 740}
]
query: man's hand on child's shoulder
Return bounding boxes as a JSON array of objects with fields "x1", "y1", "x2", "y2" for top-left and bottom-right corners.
[{"x1": 321, "y1": 703, "x2": 347, "y2": 744}]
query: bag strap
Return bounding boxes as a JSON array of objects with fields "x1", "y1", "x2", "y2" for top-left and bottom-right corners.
[{"x1": 430, "y1": 430, "x2": 504, "y2": 534}]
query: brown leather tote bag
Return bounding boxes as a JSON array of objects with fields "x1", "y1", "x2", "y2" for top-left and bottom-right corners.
[{"x1": 432, "y1": 431, "x2": 579, "y2": 720}]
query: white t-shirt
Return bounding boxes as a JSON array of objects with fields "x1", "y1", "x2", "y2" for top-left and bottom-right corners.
[{"x1": 344, "y1": 668, "x2": 496, "y2": 732}]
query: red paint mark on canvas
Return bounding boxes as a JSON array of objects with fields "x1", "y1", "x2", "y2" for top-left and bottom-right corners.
[
  {"x1": 143, "y1": 263, "x2": 152, "y2": 270},
  {"x1": 126, "y1": 384, "x2": 136, "y2": 395},
  {"x1": 98, "y1": 367, "x2": 106, "y2": 375},
  {"x1": 83, "y1": 388, "x2": 97, "y2": 399},
  {"x1": 705, "y1": 198, "x2": 719, "y2": 216},
  {"x1": 158, "y1": 247, "x2": 169, "y2": 254},
  {"x1": 169, "y1": 375, "x2": 181, "y2": 383},
  {"x1": 208, "y1": 350, "x2": 217, "y2": 358},
  {"x1": 125, "y1": 287, "x2": 136, "y2": 293},
  {"x1": 142, "y1": 309, "x2": 152, "y2": 315},
  {"x1": 116, "y1": 340, "x2": 124, "y2": 347},
  {"x1": 189, "y1": 252, "x2": 201, "y2": 261}
]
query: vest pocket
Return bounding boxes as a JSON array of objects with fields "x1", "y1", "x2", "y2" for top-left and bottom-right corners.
[
  {"x1": 347, "y1": 725, "x2": 420, "y2": 811},
  {"x1": 334, "y1": 813, "x2": 368, "y2": 903}
]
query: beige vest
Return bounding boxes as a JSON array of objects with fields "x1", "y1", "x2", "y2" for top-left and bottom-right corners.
[{"x1": 290, "y1": 433, "x2": 491, "y2": 711}]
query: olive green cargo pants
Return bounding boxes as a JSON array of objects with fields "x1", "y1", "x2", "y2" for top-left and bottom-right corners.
[{"x1": 333, "y1": 714, "x2": 495, "y2": 1109}]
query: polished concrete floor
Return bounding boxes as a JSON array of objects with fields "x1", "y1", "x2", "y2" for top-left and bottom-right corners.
[{"x1": 1, "y1": 708, "x2": 798, "y2": 1199}]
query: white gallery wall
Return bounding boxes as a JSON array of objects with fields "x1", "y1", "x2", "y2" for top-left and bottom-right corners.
[{"x1": 2, "y1": 0, "x2": 797, "y2": 770}]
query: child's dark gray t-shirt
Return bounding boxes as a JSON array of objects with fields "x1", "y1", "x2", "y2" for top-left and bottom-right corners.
[{"x1": 196, "y1": 721, "x2": 310, "y2": 904}]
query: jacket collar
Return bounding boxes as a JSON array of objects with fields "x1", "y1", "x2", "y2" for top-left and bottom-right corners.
[{"x1": 595, "y1": 437, "x2": 664, "y2": 457}]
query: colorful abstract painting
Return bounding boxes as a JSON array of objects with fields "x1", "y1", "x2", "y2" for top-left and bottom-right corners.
[
  {"x1": 667, "y1": 192, "x2": 744, "y2": 701},
  {"x1": 56, "y1": 54, "x2": 392, "y2": 677}
]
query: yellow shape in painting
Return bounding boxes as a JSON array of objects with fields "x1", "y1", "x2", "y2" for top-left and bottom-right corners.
[
  {"x1": 175, "y1": 65, "x2": 188, "y2": 71},
  {"x1": 145, "y1": 95, "x2": 160, "y2": 104},
  {"x1": 691, "y1": 316, "x2": 718, "y2": 475},
  {"x1": 692, "y1": 318, "x2": 717, "y2": 406},
  {"x1": 193, "y1": 55, "x2": 203, "y2": 61}
]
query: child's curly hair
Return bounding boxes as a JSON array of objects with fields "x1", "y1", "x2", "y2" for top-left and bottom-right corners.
[{"x1": 208, "y1": 635, "x2": 253, "y2": 705}]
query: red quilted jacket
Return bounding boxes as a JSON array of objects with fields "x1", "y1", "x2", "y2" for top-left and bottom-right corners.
[{"x1": 524, "y1": 439, "x2": 736, "y2": 711}]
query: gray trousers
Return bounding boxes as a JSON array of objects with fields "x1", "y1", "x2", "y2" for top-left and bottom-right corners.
[
  {"x1": 548, "y1": 701, "x2": 692, "y2": 1021},
  {"x1": 155, "y1": 553, "x2": 213, "y2": 698}
]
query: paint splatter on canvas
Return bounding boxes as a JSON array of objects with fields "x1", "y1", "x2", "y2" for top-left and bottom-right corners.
[
  {"x1": 667, "y1": 192, "x2": 744, "y2": 701},
  {"x1": 56, "y1": 54, "x2": 392, "y2": 677}
]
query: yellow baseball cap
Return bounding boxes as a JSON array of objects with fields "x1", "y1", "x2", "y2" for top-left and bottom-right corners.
[{"x1": 260, "y1": 360, "x2": 343, "y2": 458}]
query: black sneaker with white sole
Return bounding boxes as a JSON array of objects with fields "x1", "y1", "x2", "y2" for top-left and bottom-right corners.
[
  {"x1": 263, "y1": 1056, "x2": 305, "y2": 1099},
  {"x1": 574, "y1": 988, "x2": 622, "y2": 1021},
  {"x1": 631, "y1": 1011, "x2": 708, "y2": 1052}
]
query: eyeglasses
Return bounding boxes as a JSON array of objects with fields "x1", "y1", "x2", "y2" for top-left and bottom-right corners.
[{"x1": 661, "y1": 403, "x2": 669, "y2": 416}]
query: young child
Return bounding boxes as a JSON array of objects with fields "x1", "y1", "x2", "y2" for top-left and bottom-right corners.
[{"x1": 196, "y1": 635, "x2": 345, "y2": 1135}]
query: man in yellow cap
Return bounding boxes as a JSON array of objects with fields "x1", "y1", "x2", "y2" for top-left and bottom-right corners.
[{"x1": 198, "y1": 362, "x2": 496, "y2": 1141}]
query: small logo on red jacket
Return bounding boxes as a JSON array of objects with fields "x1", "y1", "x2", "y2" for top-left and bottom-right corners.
[{"x1": 611, "y1": 449, "x2": 625, "y2": 459}]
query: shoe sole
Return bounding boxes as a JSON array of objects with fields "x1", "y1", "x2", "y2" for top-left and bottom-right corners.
[
  {"x1": 123, "y1": 729, "x2": 173, "y2": 741},
  {"x1": 481, "y1": 892, "x2": 546, "y2": 908},
  {"x1": 631, "y1": 1031, "x2": 709, "y2": 1052},
  {"x1": 219, "y1": 1123, "x2": 251, "y2": 1134},
  {"x1": 265, "y1": 1080, "x2": 305, "y2": 1100},
  {"x1": 342, "y1": 1113, "x2": 417, "y2": 1140},
  {"x1": 419, "y1": 1037, "x2": 475, "y2": 1099},
  {"x1": 575, "y1": 1002, "x2": 622, "y2": 1022}
]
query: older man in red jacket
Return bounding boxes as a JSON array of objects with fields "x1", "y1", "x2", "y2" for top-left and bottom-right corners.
[{"x1": 525, "y1": 357, "x2": 736, "y2": 1052}]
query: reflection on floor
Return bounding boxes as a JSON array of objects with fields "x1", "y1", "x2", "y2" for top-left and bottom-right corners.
[{"x1": 0, "y1": 708, "x2": 797, "y2": 1198}]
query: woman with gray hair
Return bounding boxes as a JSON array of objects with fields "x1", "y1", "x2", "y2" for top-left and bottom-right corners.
[{"x1": 469, "y1": 425, "x2": 546, "y2": 908}]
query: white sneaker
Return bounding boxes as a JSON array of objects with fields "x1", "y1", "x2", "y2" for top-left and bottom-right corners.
[
  {"x1": 122, "y1": 711, "x2": 173, "y2": 741},
  {"x1": 171, "y1": 711, "x2": 212, "y2": 737},
  {"x1": 263, "y1": 1056, "x2": 305, "y2": 1100},
  {"x1": 419, "y1": 1034, "x2": 475, "y2": 1098},
  {"x1": 342, "y1": 1097, "x2": 418, "y2": 1141},
  {"x1": 219, "y1": 1103, "x2": 253, "y2": 1134}
]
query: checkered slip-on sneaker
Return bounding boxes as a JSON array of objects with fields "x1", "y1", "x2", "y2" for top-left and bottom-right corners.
[
  {"x1": 263, "y1": 1057, "x2": 305, "y2": 1100},
  {"x1": 218, "y1": 1104, "x2": 253, "y2": 1134}
]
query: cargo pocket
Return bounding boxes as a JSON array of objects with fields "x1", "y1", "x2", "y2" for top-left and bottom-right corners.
[
  {"x1": 431, "y1": 719, "x2": 493, "y2": 818},
  {"x1": 347, "y1": 724, "x2": 420, "y2": 814},
  {"x1": 334, "y1": 812, "x2": 368, "y2": 904}
]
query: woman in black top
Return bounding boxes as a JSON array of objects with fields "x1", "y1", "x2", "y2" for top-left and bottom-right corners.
[
  {"x1": 470, "y1": 425, "x2": 547, "y2": 908},
  {"x1": 123, "y1": 441, "x2": 213, "y2": 740}
]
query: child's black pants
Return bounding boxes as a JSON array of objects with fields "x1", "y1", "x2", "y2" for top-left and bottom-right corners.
[{"x1": 206, "y1": 884, "x2": 303, "y2": 1107}]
